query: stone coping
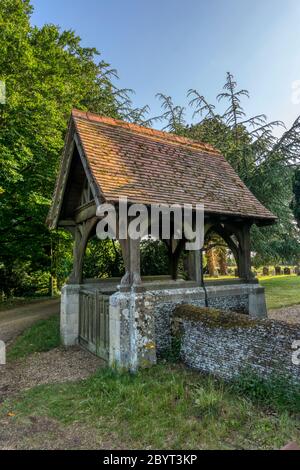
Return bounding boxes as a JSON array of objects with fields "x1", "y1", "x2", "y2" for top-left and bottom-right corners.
[
  {"x1": 79, "y1": 277, "x2": 260, "y2": 294},
  {"x1": 67, "y1": 280, "x2": 263, "y2": 298}
]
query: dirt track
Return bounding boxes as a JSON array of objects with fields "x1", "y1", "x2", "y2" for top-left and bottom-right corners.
[
  {"x1": 268, "y1": 304, "x2": 300, "y2": 325},
  {"x1": 0, "y1": 298, "x2": 60, "y2": 345}
]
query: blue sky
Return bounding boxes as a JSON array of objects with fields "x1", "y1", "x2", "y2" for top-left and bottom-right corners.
[{"x1": 30, "y1": 0, "x2": 300, "y2": 132}]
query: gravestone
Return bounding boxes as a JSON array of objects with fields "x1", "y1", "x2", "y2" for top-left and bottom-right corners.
[
  {"x1": 275, "y1": 266, "x2": 281, "y2": 275},
  {"x1": 283, "y1": 267, "x2": 291, "y2": 275},
  {"x1": 262, "y1": 266, "x2": 269, "y2": 276}
]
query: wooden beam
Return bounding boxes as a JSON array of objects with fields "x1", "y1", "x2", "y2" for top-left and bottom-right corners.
[
  {"x1": 74, "y1": 202, "x2": 97, "y2": 224},
  {"x1": 74, "y1": 134, "x2": 103, "y2": 208},
  {"x1": 48, "y1": 138, "x2": 75, "y2": 229},
  {"x1": 68, "y1": 217, "x2": 98, "y2": 284},
  {"x1": 58, "y1": 219, "x2": 76, "y2": 227}
]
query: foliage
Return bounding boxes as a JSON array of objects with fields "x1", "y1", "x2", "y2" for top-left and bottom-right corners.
[
  {"x1": 230, "y1": 369, "x2": 300, "y2": 414},
  {"x1": 155, "y1": 73, "x2": 300, "y2": 265},
  {"x1": 7, "y1": 314, "x2": 60, "y2": 360},
  {"x1": 0, "y1": 0, "x2": 146, "y2": 297},
  {"x1": 193, "y1": 379, "x2": 225, "y2": 418},
  {"x1": 291, "y1": 167, "x2": 300, "y2": 228},
  {"x1": 49, "y1": 231, "x2": 73, "y2": 290},
  {"x1": 160, "y1": 334, "x2": 182, "y2": 363},
  {"x1": 140, "y1": 239, "x2": 169, "y2": 276},
  {"x1": 83, "y1": 238, "x2": 124, "y2": 279},
  {"x1": 82, "y1": 238, "x2": 170, "y2": 279}
]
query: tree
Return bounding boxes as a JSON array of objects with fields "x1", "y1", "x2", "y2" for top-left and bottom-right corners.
[
  {"x1": 154, "y1": 73, "x2": 300, "y2": 265},
  {"x1": 292, "y1": 167, "x2": 300, "y2": 228},
  {"x1": 0, "y1": 0, "x2": 143, "y2": 297}
]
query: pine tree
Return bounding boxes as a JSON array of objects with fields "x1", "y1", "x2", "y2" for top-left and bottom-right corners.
[{"x1": 155, "y1": 73, "x2": 300, "y2": 265}]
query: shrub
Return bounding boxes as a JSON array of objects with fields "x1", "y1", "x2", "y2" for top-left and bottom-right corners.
[
  {"x1": 230, "y1": 369, "x2": 300, "y2": 414},
  {"x1": 193, "y1": 380, "x2": 225, "y2": 417}
]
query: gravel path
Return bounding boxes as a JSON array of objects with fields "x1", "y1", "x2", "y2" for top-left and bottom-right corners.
[
  {"x1": 0, "y1": 416, "x2": 121, "y2": 450},
  {"x1": 268, "y1": 305, "x2": 300, "y2": 325},
  {"x1": 0, "y1": 346, "x2": 104, "y2": 403},
  {"x1": 0, "y1": 298, "x2": 60, "y2": 345},
  {"x1": 0, "y1": 346, "x2": 105, "y2": 450}
]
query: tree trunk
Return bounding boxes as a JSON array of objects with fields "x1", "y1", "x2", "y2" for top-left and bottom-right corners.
[
  {"x1": 206, "y1": 248, "x2": 217, "y2": 277},
  {"x1": 217, "y1": 247, "x2": 228, "y2": 275}
]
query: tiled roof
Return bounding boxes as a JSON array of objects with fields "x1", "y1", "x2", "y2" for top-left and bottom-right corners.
[
  {"x1": 69, "y1": 109, "x2": 276, "y2": 223},
  {"x1": 47, "y1": 109, "x2": 276, "y2": 228}
]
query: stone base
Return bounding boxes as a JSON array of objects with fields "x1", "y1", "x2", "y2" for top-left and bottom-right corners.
[
  {"x1": 151, "y1": 283, "x2": 267, "y2": 357},
  {"x1": 60, "y1": 284, "x2": 81, "y2": 346},
  {"x1": 174, "y1": 306, "x2": 300, "y2": 384},
  {"x1": 109, "y1": 290, "x2": 157, "y2": 371},
  {"x1": 248, "y1": 286, "x2": 267, "y2": 318},
  {"x1": 61, "y1": 281, "x2": 268, "y2": 370},
  {"x1": 109, "y1": 282, "x2": 267, "y2": 369}
]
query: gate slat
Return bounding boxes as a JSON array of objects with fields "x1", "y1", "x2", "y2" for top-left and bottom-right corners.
[{"x1": 79, "y1": 289, "x2": 110, "y2": 360}]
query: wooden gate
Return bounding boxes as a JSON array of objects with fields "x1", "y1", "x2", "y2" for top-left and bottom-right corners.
[{"x1": 79, "y1": 289, "x2": 110, "y2": 360}]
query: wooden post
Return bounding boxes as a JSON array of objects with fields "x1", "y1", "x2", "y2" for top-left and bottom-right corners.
[
  {"x1": 119, "y1": 237, "x2": 141, "y2": 288},
  {"x1": 169, "y1": 254, "x2": 180, "y2": 280},
  {"x1": 69, "y1": 217, "x2": 98, "y2": 284},
  {"x1": 130, "y1": 237, "x2": 141, "y2": 287},
  {"x1": 238, "y1": 223, "x2": 252, "y2": 281},
  {"x1": 168, "y1": 238, "x2": 185, "y2": 280},
  {"x1": 187, "y1": 250, "x2": 201, "y2": 283},
  {"x1": 119, "y1": 238, "x2": 131, "y2": 288}
]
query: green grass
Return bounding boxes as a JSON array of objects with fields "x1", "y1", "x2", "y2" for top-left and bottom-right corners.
[
  {"x1": 7, "y1": 315, "x2": 60, "y2": 360},
  {"x1": 202, "y1": 274, "x2": 300, "y2": 310},
  {"x1": 259, "y1": 275, "x2": 300, "y2": 309},
  {"x1": 2, "y1": 365, "x2": 299, "y2": 449},
  {"x1": 230, "y1": 369, "x2": 300, "y2": 414}
]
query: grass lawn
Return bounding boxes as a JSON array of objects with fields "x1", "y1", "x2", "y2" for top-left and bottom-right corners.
[
  {"x1": 7, "y1": 315, "x2": 60, "y2": 360},
  {"x1": 259, "y1": 275, "x2": 300, "y2": 310},
  {"x1": 204, "y1": 274, "x2": 300, "y2": 310},
  {"x1": 2, "y1": 363, "x2": 300, "y2": 450}
]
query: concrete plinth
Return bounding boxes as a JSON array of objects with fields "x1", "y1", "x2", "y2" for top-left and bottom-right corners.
[
  {"x1": 60, "y1": 280, "x2": 268, "y2": 370},
  {"x1": 248, "y1": 285, "x2": 267, "y2": 318},
  {"x1": 109, "y1": 290, "x2": 157, "y2": 371},
  {"x1": 108, "y1": 282, "x2": 267, "y2": 370},
  {"x1": 60, "y1": 284, "x2": 81, "y2": 346}
]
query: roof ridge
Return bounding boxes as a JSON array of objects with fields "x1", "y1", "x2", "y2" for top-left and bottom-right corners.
[{"x1": 71, "y1": 108, "x2": 221, "y2": 155}]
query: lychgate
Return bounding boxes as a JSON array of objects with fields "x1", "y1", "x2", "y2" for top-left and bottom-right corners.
[{"x1": 47, "y1": 109, "x2": 276, "y2": 370}]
